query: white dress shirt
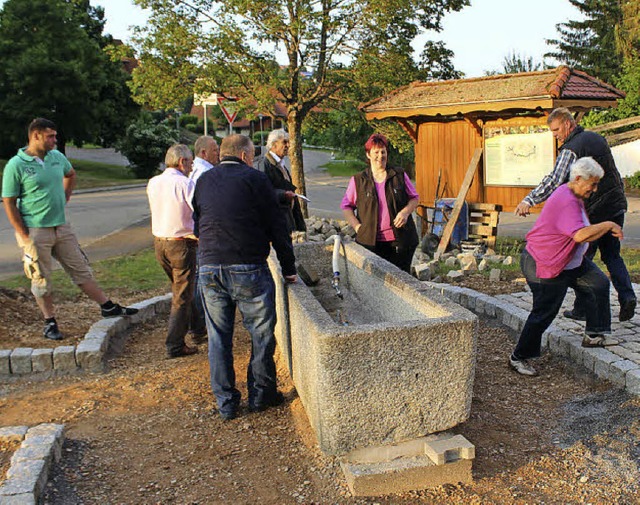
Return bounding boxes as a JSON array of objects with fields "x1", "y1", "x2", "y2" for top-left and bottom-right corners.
[
  {"x1": 189, "y1": 156, "x2": 213, "y2": 184},
  {"x1": 147, "y1": 168, "x2": 195, "y2": 238}
]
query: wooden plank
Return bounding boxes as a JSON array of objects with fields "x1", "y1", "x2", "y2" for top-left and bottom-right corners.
[
  {"x1": 397, "y1": 119, "x2": 418, "y2": 142},
  {"x1": 468, "y1": 202, "x2": 503, "y2": 212},
  {"x1": 436, "y1": 148, "x2": 483, "y2": 257},
  {"x1": 469, "y1": 224, "x2": 496, "y2": 235},
  {"x1": 589, "y1": 115, "x2": 640, "y2": 133},
  {"x1": 606, "y1": 127, "x2": 640, "y2": 147}
]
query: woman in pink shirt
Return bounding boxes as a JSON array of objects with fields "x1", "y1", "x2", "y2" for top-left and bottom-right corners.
[
  {"x1": 510, "y1": 157, "x2": 623, "y2": 377},
  {"x1": 341, "y1": 134, "x2": 419, "y2": 272}
]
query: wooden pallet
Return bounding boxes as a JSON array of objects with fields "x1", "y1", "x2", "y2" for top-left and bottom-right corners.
[{"x1": 467, "y1": 203, "x2": 502, "y2": 248}]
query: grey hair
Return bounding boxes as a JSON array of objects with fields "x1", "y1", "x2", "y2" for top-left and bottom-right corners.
[
  {"x1": 194, "y1": 135, "x2": 216, "y2": 155},
  {"x1": 165, "y1": 144, "x2": 193, "y2": 168},
  {"x1": 570, "y1": 157, "x2": 604, "y2": 182},
  {"x1": 219, "y1": 134, "x2": 253, "y2": 158},
  {"x1": 266, "y1": 129, "x2": 289, "y2": 150},
  {"x1": 547, "y1": 107, "x2": 576, "y2": 126}
]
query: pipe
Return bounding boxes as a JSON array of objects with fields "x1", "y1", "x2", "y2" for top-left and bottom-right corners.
[{"x1": 325, "y1": 234, "x2": 343, "y2": 299}]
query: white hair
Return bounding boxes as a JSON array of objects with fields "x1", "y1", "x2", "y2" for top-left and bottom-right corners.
[
  {"x1": 570, "y1": 157, "x2": 604, "y2": 182},
  {"x1": 266, "y1": 129, "x2": 289, "y2": 150}
]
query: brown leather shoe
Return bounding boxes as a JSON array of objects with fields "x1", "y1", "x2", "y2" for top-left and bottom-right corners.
[
  {"x1": 167, "y1": 345, "x2": 199, "y2": 359},
  {"x1": 190, "y1": 332, "x2": 208, "y2": 345}
]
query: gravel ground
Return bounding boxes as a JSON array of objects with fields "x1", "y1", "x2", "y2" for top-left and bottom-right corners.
[{"x1": 1, "y1": 309, "x2": 639, "y2": 503}]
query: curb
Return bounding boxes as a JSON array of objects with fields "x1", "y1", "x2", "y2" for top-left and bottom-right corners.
[
  {"x1": 0, "y1": 294, "x2": 171, "y2": 379},
  {"x1": 423, "y1": 282, "x2": 640, "y2": 396},
  {"x1": 0, "y1": 423, "x2": 65, "y2": 504}
]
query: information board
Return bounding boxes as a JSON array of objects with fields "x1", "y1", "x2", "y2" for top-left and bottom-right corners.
[{"x1": 483, "y1": 124, "x2": 555, "y2": 186}]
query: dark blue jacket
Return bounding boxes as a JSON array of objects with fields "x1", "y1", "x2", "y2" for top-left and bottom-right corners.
[{"x1": 193, "y1": 157, "x2": 296, "y2": 276}]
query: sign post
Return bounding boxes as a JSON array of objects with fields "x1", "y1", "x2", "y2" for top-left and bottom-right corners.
[
  {"x1": 217, "y1": 96, "x2": 238, "y2": 135},
  {"x1": 194, "y1": 93, "x2": 219, "y2": 137}
]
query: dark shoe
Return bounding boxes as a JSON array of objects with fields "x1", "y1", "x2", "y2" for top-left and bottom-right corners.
[
  {"x1": 582, "y1": 335, "x2": 620, "y2": 348},
  {"x1": 619, "y1": 299, "x2": 637, "y2": 322},
  {"x1": 166, "y1": 345, "x2": 199, "y2": 359},
  {"x1": 509, "y1": 357, "x2": 538, "y2": 376},
  {"x1": 190, "y1": 332, "x2": 208, "y2": 345},
  {"x1": 249, "y1": 391, "x2": 285, "y2": 413},
  {"x1": 44, "y1": 321, "x2": 63, "y2": 341},
  {"x1": 101, "y1": 303, "x2": 139, "y2": 318},
  {"x1": 219, "y1": 410, "x2": 238, "y2": 421},
  {"x1": 563, "y1": 309, "x2": 586, "y2": 321}
]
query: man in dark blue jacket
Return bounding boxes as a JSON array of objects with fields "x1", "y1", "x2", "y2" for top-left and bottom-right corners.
[{"x1": 193, "y1": 134, "x2": 297, "y2": 421}]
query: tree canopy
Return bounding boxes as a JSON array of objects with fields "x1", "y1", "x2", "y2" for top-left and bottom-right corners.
[
  {"x1": 0, "y1": 0, "x2": 138, "y2": 157},
  {"x1": 131, "y1": 0, "x2": 468, "y2": 207}
]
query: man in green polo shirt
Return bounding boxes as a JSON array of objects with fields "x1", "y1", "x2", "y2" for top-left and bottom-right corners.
[{"x1": 2, "y1": 118, "x2": 138, "y2": 340}]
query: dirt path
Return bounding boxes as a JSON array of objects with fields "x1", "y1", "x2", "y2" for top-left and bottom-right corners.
[{"x1": 1, "y1": 312, "x2": 639, "y2": 503}]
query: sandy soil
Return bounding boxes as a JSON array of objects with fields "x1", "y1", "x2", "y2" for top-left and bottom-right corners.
[
  {"x1": 1, "y1": 273, "x2": 640, "y2": 503},
  {"x1": 0, "y1": 308, "x2": 639, "y2": 503}
]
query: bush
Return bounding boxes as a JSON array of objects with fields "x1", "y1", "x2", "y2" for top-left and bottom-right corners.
[
  {"x1": 626, "y1": 171, "x2": 640, "y2": 190},
  {"x1": 252, "y1": 131, "x2": 269, "y2": 145},
  {"x1": 116, "y1": 114, "x2": 179, "y2": 179},
  {"x1": 179, "y1": 114, "x2": 199, "y2": 127}
]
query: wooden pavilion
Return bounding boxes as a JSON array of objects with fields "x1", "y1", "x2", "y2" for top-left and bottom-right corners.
[{"x1": 360, "y1": 66, "x2": 625, "y2": 213}]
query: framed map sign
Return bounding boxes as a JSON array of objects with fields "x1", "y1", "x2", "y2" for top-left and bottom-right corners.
[{"x1": 483, "y1": 123, "x2": 555, "y2": 186}]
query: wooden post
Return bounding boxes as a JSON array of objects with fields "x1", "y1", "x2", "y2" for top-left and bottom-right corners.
[{"x1": 435, "y1": 148, "x2": 483, "y2": 258}]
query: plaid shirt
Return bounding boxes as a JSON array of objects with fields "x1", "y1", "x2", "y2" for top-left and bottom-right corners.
[{"x1": 524, "y1": 149, "x2": 577, "y2": 206}]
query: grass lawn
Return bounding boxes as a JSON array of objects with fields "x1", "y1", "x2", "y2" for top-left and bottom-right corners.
[
  {"x1": 321, "y1": 159, "x2": 367, "y2": 177},
  {"x1": 0, "y1": 248, "x2": 169, "y2": 300},
  {"x1": 0, "y1": 158, "x2": 146, "y2": 191}
]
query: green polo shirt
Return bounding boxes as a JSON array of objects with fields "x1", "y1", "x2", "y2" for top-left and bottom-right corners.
[{"x1": 1, "y1": 148, "x2": 72, "y2": 227}]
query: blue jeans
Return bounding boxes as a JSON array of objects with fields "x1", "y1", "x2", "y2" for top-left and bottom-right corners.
[
  {"x1": 513, "y1": 250, "x2": 611, "y2": 361},
  {"x1": 199, "y1": 263, "x2": 278, "y2": 414},
  {"x1": 572, "y1": 213, "x2": 635, "y2": 313}
]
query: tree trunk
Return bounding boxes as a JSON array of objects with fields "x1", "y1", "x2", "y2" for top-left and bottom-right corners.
[{"x1": 287, "y1": 111, "x2": 308, "y2": 217}]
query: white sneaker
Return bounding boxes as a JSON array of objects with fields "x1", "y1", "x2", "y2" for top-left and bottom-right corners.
[{"x1": 509, "y1": 357, "x2": 538, "y2": 376}]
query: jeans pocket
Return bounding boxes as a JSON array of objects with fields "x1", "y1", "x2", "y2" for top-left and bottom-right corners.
[{"x1": 229, "y1": 266, "x2": 270, "y2": 300}]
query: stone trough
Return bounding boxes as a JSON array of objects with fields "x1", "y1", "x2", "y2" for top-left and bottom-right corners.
[{"x1": 268, "y1": 240, "x2": 478, "y2": 459}]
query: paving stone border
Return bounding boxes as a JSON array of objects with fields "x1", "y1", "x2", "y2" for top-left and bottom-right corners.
[
  {"x1": 424, "y1": 281, "x2": 640, "y2": 396},
  {"x1": 0, "y1": 423, "x2": 65, "y2": 505},
  {"x1": 0, "y1": 294, "x2": 171, "y2": 379}
]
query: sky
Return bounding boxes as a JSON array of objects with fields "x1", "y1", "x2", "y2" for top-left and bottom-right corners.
[{"x1": 0, "y1": 0, "x2": 584, "y2": 78}]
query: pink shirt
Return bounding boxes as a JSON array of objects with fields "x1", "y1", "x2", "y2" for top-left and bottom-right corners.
[
  {"x1": 525, "y1": 184, "x2": 589, "y2": 278},
  {"x1": 147, "y1": 168, "x2": 195, "y2": 238},
  {"x1": 341, "y1": 173, "x2": 419, "y2": 242}
]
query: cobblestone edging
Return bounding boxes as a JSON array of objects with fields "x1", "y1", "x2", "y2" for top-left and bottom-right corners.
[
  {"x1": 0, "y1": 294, "x2": 171, "y2": 378},
  {"x1": 425, "y1": 282, "x2": 640, "y2": 396},
  {"x1": 0, "y1": 424, "x2": 65, "y2": 505}
]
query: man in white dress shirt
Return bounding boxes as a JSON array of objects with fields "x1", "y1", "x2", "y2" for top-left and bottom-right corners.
[{"x1": 147, "y1": 144, "x2": 199, "y2": 359}]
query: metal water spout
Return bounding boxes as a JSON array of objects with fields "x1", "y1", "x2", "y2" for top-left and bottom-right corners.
[{"x1": 325, "y1": 234, "x2": 343, "y2": 299}]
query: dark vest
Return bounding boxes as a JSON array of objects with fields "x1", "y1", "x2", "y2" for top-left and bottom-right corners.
[
  {"x1": 353, "y1": 167, "x2": 419, "y2": 250},
  {"x1": 560, "y1": 125, "x2": 627, "y2": 223}
]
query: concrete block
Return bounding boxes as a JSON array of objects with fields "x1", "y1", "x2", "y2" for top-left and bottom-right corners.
[
  {"x1": 0, "y1": 426, "x2": 28, "y2": 442},
  {"x1": 593, "y1": 349, "x2": 623, "y2": 380},
  {"x1": 30, "y1": 349, "x2": 53, "y2": 373},
  {"x1": 146, "y1": 294, "x2": 172, "y2": 315},
  {"x1": 297, "y1": 262, "x2": 320, "y2": 285},
  {"x1": 489, "y1": 268, "x2": 501, "y2": 281},
  {"x1": 483, "y1": 299, "x2": 497, "y2": 318},
  {"x1": 271, "y1": 242, "x2": 477, "y2": 455},
  {"x1": 126, "y1": 298, "x2": 157, "y2": 324},
  {"x1": 626, "y1": 369, "x2": 640, "y2": 395},
  {"x1": 10, "y1": 349, "x2": 33, "y2": 374},
  {"x1": 3, "y1": 459, "x2": 47, "y2": 497},
  {"x1": 0, "y1": 494, "x2": 37, "y2": 505},
  {"x1": 25, "y1": 424, "x2": 64, "y2": 440},
  {"x1": 0, "y1": 349, "x2": 12, "y2": 374},
  {"x1": 424, "y1": 434, "x2": 475, "y2": 465},
  {"x1": 413, "y1": 263, "x2": 432, "y2": 281},
  {"x1": 340, "y1": 434, "x2": 473, "y2": 496},
  {"x1": 10, "y1": 445, "x2": 53, "y2": 467},
  {"x1": 52, "y1": 346, "x2": 77, "y2": 371},
  {"x1": 609, "y1": 360, "x2": 640, "y2": 388},
  {"x1": 568, "y1": 337, "x2": 585, "y2": 365},
  {"x1": 75, "y1": 340, "x2": 104, "y2": 372},
  {"x1": 89, "y1": 317, "x2": 128, "y2": 338}
]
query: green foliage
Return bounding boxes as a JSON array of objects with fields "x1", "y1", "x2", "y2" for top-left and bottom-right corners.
[
  {"x1": 0, "y1": 248, "x2": 169, "y2": 299},
  {"x1": 625, "y1": 171, "x2": 640, "y2": 190},
  {"x1": 131, "y1": 0, "x2": 469, "y2": 196},
  {"x1": 321, "y1": 159, "x2": 368, "y2": 177},
  {"x1": 179, "y1": 114, "x2": 199, "y2": 126},
  {"x1": 0, "y1": 0, "x2": 139, "y2": 157},
  {"x1": 115, "y1": 113, "x2": 179, "y2": 179},
  {"x1": 252, "y1": 131, "x2": 269, "y2": 145},
  {"x1": 485, "y1": 51, "x2": 543, "y2": 76},
  {"x1": 545, "y1": 0, "x2": 625, "y2": 82}
]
